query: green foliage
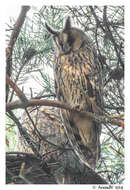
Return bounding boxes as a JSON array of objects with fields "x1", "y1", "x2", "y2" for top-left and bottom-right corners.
[{"x1": 6, "y1": 116, "x2": 17, "y2": 151}]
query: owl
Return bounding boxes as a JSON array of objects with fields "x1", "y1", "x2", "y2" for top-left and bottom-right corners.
[
  {"x1": 16, "y1": 106, "x2": 86, "y2": 183},
  {"x1": 45, "y1": 17, "x2": 103, "y2": 169},
  {"x1": 16, "y1": 106, "x2": 64, "y2": 155}
]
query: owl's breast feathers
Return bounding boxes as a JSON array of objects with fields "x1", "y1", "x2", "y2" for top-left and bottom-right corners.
[{"x1": 54, "y1": 46, "x2": 102, "y2": 169}]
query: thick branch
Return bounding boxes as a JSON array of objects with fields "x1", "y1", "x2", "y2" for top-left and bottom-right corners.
[
  {"x1": 6, "y1": 99, "x2": 124, "y2": 128},
  {"x1": 6, "y1": 76, "x2": 124, "y2": 128}
]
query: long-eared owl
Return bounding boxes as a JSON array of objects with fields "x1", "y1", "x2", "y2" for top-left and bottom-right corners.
[{"x1": 45, "y1": 17, "x2": 103, "y2": 169}]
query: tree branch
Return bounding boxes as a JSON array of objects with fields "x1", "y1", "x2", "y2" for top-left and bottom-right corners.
[
  {"x1": 6, "y1": 74, "x2": 28, "y2": 103},
  {"x1": 6, "y1": 98, "x2": 124, "y2": 128},
  {"x1": 6, "y1": 6, "x2": 30, "y2": 102},
  {"x1": 6, "y1": 74, "x2": 124, "y2": 128}
]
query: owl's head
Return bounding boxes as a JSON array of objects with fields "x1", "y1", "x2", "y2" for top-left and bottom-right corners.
[{"x1": 45, "y1": 17, "x2": 87, "y2": 55}]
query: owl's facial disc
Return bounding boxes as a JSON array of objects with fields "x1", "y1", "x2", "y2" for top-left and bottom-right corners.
[{"x1": 53, "y1": 32, "x2": 71, "y2": 55}]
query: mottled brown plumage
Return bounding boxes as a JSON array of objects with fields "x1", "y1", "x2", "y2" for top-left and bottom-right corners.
[
  {"x1": 45, "y1": 17, "x2": 103, "y2": 169},
  {"x1": 17, "y1": 106, "x2": 64, "y2": 155},
  {"x1": 16, "y1": 106, "x2": 85, "y2": 183}
]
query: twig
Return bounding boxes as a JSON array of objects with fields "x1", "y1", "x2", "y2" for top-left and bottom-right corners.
[
  {"x1": 32, "y1": 93, "x2": 56, "y2": 99},
  {"x1": 103, "y1": 6, "x2": 124, "y2": 69},
  {"x1": 6, "y1": 151, "x2": 35, "y2": 156},
  {"x1": 105, "y1": 124, "x2": 124, "y2": 148},
  {"x1": 9, "y1": 48, "x2": 37, "y2": 102}
]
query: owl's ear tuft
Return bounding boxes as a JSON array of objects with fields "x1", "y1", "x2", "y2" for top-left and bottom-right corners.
[
  {"x1": 45, "y1": 22, "x2": 58, "y2": 35},
  {"x1": 64, "y1": 16, "x2": 71, "y2": 30}
]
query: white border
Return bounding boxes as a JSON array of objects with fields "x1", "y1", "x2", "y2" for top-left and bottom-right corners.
[{"x1": 0, "y1": 0, "x2": 129, "y2": 189}]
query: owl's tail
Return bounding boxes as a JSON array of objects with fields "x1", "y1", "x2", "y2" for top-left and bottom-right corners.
[{"x1": 61, "y1": 109, "x2": 101, "y2": 169}]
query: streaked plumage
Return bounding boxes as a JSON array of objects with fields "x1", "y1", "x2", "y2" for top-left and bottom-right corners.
[{"x1": 46, "y1": 16, "x2": 103, "y2": 169}]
